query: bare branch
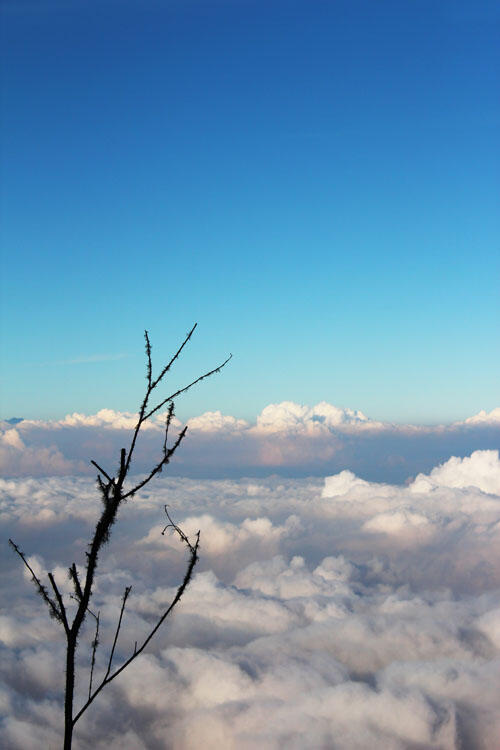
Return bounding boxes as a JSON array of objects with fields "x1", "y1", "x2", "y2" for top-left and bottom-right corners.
[
  {"x1": 88, "y1": 610, "x2": 100, "y2": 700},
  {"x1": 68, "y1": 563, "x2": 83, "y2": 601},
  {"x1": 144, "y1": 353, "x2": 232, "y2": 423},
  {"x1": 162, "y1": 506, "x2": 196, "y2": 552},
  {"x1": 122, "y1": 325, "x2": 198, "y2": 479},
  {"x1": 150, "y1": 323, "x2": 197, "y2": 390},
  {"x1": 163, "y1": 402, "x2": 175, "y2": 457},
  {"x1": 12, "y1": 327, "x2": 231, "y2": 748},
  {"x1": 73, "y1": 523, "x2": 200, "y2": 726},
  {"x1": 122, "y1": 426, "x2": 187, "y2": 500},
  {"x1": 144, "y1": 330, "x2": 152, "y2": 389},
  {"x1": 9, "y1": 539, "x2": 63, "y2": 624},
  {"x1": 90, "y1": 461, "x2": 115, "y2": 485},
  {"x1": 105, "y1": 586, "x2": 131, "y2": 681},
  {"x1": 48, "y1": 572, "x2": 69, "y2": 634}
]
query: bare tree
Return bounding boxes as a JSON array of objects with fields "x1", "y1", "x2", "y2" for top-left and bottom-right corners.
[{"x1": 9, "y1": 324, "x2": 231, "y2": 749}]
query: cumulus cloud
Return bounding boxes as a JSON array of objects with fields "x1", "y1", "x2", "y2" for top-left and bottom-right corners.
[
  {"x1": 1, "y1": 450, "x2": 500, "y2": 748},
  {"x1": 254, "y1": 401, "x2": 380, "y2": 434},
  {"x1": 0, "y1": 427, "x2": 84, "y2": 476},
  {"x1": 186, "y1": 411, "x2": 249, "y2": 433},
  {"x1": 412, "y1": 449, "x2": 500, "y2": 495},
  {"x1": 461, "y1": 407, "x2": 500, "y2": 425},
  {"x1": 3, "y1": 402, "x2": 499, "y2": 481}
]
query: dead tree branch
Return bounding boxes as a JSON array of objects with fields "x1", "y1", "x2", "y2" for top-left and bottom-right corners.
[{"x1": 9, "y1": 325, "x2": 230, "y2": 749}]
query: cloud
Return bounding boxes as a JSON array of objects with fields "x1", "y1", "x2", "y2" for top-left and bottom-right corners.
[
  {"x1": 254, "y1": 401, "x2": 380, "y2": 434},
  {"x1": 411, "y1": 449, "x2": 500, "y2": 495},
  {"x1": 1, "y1": 450, "x2": 500, "y2": 747},
  {"x1": 461, "y1": 407, "x2": 500, "y2": 425},
  {"x1": 1, "y1": 402, "x2": 499, "y2": 482},
  {"x1": 186, "y1": 411, "x2": 249, "y2": 433},
  {"x1": 0, "y1": 428, "x2": 83, "y2": 477}
]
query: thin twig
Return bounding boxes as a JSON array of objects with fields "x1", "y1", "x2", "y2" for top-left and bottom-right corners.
[
  {"x1": 68, "y1": 563, "x2": 83, "y2": 601},
  {"x1": 73, "y1": 526, "x2": 199, "y2": 726},
  {"x1": 9, "y1": 539, "x2": 62, "y2": 623},
  {"x1": 122, "y1": 427, "x2": 188, "y2": 500},
  {"x1": 143, "y1": 354, "x2": 232, "y2": 423},
  {"x1": 88, "y1": 610, "x2": 100, "y2": 700},
  {"x1": 90, "y1": 461, "x2": 115, "y2": 485},
  {"x1": 105, "y1": 586, "x2": 131, "y2": 680},
  {"x1": 163, "y1": 402, "x2": 175, "y2": 457},
  {"x1": 48, "y1": 573, "x2": 69, "y2": 634},
  {"x1": 150, "y1": 324, "x2": 197, "y2": 390},
  {"x1": 145, "y1": 330, "x2": 152, "y2": 389}
]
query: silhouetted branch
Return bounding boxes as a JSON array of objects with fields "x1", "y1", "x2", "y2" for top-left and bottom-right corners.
[
  {"x1": 68, "y1": 563, "x2": 83, "y2": 601},
  {"x1": 73, "y1": 518, "x2": 200, "y2": 726},
  {"x1": 88, "y1": 610, "x2": 100, "y2": 700},
  {"x1": 90, "y1": 461, "x2": 114, "y2": 485},
  {"x1": 105, "y1": 586, "x2": 131, "y2": 681},
  {"x1": 145, "y1": 330, "x2": 152, "y2": 389},
  {"x1": 9, "y1": 539, "x2": 63, "y2": 623},
  {"x1": 48, "y1": 572, "x2": 69, "y2": 634},
  {"x1": 122, "y1": 425, "x2": 188, "y2": 500},
  {"x1": 163, "y1": 402, "x2": 175, "y2": 457},
  {"x1": 150, "y1": 323, "x2": 197, "y2": 390},
  {"x1": 143, "y1": 353, "x2": 232, "y2": 423},
  {"x1": 10, "y1": 325, "x2": 230, "y2": 749}
]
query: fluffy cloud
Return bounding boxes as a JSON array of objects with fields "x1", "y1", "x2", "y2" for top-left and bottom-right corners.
[
  {"x1": 0, "y1": 428, "x2": 84, "y2": 477},
  {"x1": 461, "y1": 407, "x2": 500, "y2": 425},
  {"x1": 2, "y1": 402, "x2": 499, "y2": 481},
  {"x1": 1, "y1": 450, "x2": 500, "y2": 748},
  {"x1": 254, "y1": 401, "x2": 380, "y2": 434},
  {"x1": 186, "y1": 411, "x2": 249, "y2": 433},
  {"x1": 412, "y1": 449, "x2": 500, "y2": 495}
]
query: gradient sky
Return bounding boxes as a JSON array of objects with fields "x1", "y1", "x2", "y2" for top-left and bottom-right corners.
[{"x1": 1, "y1": 0, "x2": 499, "y2": 424}]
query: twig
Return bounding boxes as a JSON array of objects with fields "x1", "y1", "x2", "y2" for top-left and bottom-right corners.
[
  {"x1": 150, "y1": 324, "x2": 197, "y2": 390},
  {"x1": 145, "y1": 331, "x2": 152, "y2": 389},
  {"x1": 88, "y1": 610, "x2": 100, "y2": 700},
  {"x1": 122, "y1": 426, "x2": 188, "y2": 500},
  {"x1": 105, "y1": 586, "x2": 131, "y2": 680},
  {"x1": 48, "y1": 572, "x2": 69, "y2": 634},
  {"x1": 68, "y1": 563, "x2": 83, "y2": 601},
  {"x1": 143, "y1": 354, "x2": 232, "y2": 423},
  {"x1": 90, "y1": 461, "x2": 115, "y2": 485},
  {"x1": 73, "y1": 523, "x2": 199, "y2": 726},
  {"x1": 9, "y1": 539, "x2": 63, "y2": 623}
]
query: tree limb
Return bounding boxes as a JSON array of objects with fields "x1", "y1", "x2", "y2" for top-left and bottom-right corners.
[
  {"x1": 73, "y1": 522, "x2": 200, "y2": 727},
  {"x1": 9, "y1": 539, "x2": 63, "y2": 624}
]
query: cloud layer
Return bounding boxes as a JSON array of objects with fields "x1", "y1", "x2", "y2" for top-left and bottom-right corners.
[
  {"x1": 1, "y1": 450, "x2": 500, "y2": 748},
  {"x1": 1, "y1": 403, "x2": 500, "y2": 482}
]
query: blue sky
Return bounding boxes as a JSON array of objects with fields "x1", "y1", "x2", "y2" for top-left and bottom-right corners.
[{"x1": 1, "y1": 0, "x2": 499, "y2": 424}]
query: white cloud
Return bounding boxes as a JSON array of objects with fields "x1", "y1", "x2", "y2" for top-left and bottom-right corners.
[
  {"x1": 3, "y1": 401, "x2": 499, "y2": 481},
  {"x1": 0, "y1": 427, "x2": 82, "y2": 477},
  {"x1": 461, "y1": 407, "x2": 500, "y2": 425},
  {"x1": 186, "y1": 411, "x2": 248, "y2": 433},
  {"x1": 411, "y1": 449, "x2": 500, "y2": 495},
  {"x1": 254, "y1": 400, "x2": 381, "y2": 434}
]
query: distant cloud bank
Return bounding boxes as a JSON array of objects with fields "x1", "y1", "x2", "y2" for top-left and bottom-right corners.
[{"x1": 1, "y1": 403, "x2": 499, "y2": 482}]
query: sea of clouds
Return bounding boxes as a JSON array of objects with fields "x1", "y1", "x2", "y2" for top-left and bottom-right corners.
[{"x1": 1, "y1": 438, "x2": 500, "y2": 748}]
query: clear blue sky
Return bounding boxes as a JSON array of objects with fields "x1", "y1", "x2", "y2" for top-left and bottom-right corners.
[{"x1": 1, "y1": 0, "x2": 499, "y2": 424}]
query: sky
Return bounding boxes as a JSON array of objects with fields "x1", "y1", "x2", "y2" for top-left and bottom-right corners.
[
  {"x1": 1, "y1": 0, "x2": 499, "y2": 426},
  {"x1": 1, "y1": 7, "x2": 500, "y2": 745}
]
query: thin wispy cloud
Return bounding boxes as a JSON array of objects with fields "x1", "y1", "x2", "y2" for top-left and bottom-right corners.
[{"x1": 34, "y1": 353, "x2": 129, "y2": 367}]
